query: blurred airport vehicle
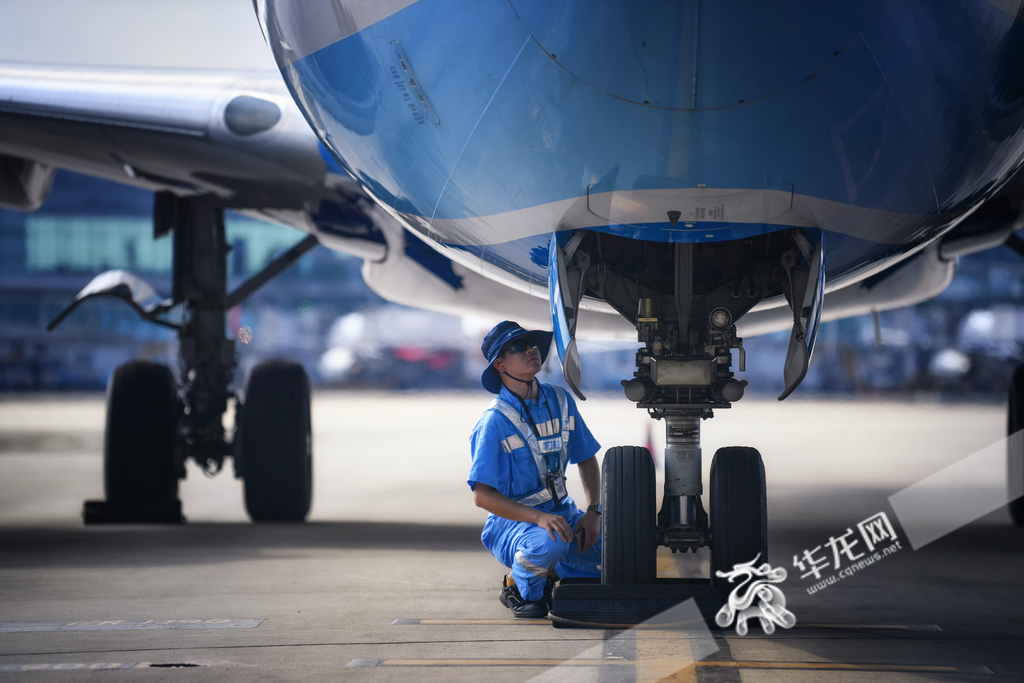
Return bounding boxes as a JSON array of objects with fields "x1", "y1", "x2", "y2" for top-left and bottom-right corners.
[{"x1": 318, "y1": 305, "x2": 482, "y2": 388}]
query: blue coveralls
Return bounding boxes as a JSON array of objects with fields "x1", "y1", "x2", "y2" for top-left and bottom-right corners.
[{"x1": 468, "y1": 383, "x2": 602, "y2": 602}]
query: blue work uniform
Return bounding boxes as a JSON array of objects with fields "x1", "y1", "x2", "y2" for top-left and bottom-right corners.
[{"x1": 468, "y1": 382, "x2": 602, "y2": 601}]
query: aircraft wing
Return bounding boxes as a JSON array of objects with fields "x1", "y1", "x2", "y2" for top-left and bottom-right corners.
[
  {"x1": 0, "y1": 61, "x2": 636, "y2": 337},
  {"x1": 2, "y1": 60, "x2": 1017, "y2": 346},
  {"x1": 0, "y1": 62, "x2": 374, "y2": 242}
]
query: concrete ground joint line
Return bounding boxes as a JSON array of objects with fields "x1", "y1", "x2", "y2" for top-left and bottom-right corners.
[
  {"x1": 343, "y1": 657, "x2": 988, "y2": 673},
  {"x1": 0, "y1": 637, "x2": 612, "y2": 658}
]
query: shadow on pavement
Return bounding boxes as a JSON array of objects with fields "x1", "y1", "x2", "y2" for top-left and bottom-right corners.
[{"x1": 0, "y1": 521, "x2": 486, "y2": 569}]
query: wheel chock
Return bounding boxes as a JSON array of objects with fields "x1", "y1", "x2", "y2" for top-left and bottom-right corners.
[
  {"x1": 548, "y1": 578, "x2": 724, "y2": 629},
  {"x1": 82, "y1": 499, "x2": 185, "y2": 524}
]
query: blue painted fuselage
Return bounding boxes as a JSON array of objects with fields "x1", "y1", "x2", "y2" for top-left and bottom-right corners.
[{"x1": 263, "y1": 0, "x2": 1024, "y2": 296}]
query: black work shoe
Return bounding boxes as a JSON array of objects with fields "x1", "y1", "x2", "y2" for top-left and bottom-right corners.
[{"x1": 499, "y1": 576, "x2": 550, "y2": 619}]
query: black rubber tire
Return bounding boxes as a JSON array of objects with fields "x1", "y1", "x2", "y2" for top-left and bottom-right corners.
[
  {"x1": 241, "y1": 360, "x2": 312, "y2": 522},
  {"x1": 710, "y1": 447, "x2": 768, "y2": 591},
  {"x1": 1008, "y1": 365, "x2": 1024, "y2": 526},
  {"x1": 601, "y1": 446, "x2": 657, "y2": 585},
  {"x1": 104, "y1": 361, "x2": 180, "y2": 519}
]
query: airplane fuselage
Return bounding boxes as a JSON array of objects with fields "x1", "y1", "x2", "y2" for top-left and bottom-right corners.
[{"x1": 260, "y1": 0, "x2": 1024, "y2": 312}]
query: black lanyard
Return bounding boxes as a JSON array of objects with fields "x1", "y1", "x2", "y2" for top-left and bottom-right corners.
[{"x1": 512, "y1": 383, "x2": 559, "y2": 471}]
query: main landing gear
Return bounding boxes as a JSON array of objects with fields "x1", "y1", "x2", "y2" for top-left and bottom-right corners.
[
  {"x1": 1001, "y1": 234, "x2": 1024, "y2": 526},
  {"x1": 550, "y1": 232, "x2": 819, "y2": 627},
  {"x1": 50, "y1": 194, "x2": 319, "y2": 524},
  {"x1": 1008, "y1": 365, "x2": 1024, "y2": 526}
]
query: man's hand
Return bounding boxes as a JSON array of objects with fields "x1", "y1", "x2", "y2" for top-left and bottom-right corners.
[
  {"x1": 574, "y1": 510, "x2": 601, "y2": 552},
  {"x1": 473, "y1": 485, "x2": 575, "y2": 542},
  {"x1": 536, "y1": 511, "x2": 573, "y2": 542}
]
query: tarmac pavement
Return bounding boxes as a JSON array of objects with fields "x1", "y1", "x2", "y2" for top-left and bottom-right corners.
[{"x1": 0, "y1": 391, "x2": 1022, "y2": 681}]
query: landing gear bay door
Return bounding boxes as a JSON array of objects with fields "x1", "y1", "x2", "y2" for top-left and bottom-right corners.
[
  {"x1": 548, "y1": 231, "x2": 588, "y2": 400},
  {"x1": 779, "y1": 231, "x2": 825, "y2": 401}
]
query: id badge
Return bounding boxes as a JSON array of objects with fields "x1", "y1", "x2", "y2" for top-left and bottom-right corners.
[{"x1": 549, "y1": 471, "x2": 568, "y2": 503}]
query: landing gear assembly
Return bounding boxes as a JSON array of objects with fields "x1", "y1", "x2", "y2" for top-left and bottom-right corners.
[
  {"x1": 50, "y1": 194, "x2": 318, "y2": 524},
  {"x1": 549, "y1": 303, "x2": 764, "y2": 626},
  {"x1": 99, "y1": 361, "x2": 181, "y2": 523},
  {"x1": 1008, "y1": 365, "x2": 1024, "y2": 526},
  {"x1": 240, "y1": 360, "x2": 313, "y2": 522},
  {"x1": 1001, "y1": 234, "x2": 1024, "y2": 526},
  {"x1": 550, "y1": 232, "x2": 818, "y2": 627}
]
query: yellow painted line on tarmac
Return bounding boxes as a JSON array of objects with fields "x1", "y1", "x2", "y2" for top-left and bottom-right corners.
[
  {"x1": 377, "y1": 659, "x2": 619, "y2": 667},
  {"x1": 696, "y1": 663, "x2": 991, "y2": 671},
  {"x1": 635, "y1": 628, "x2": 698, "y2": 683},
  {"x1": 799, "y1": 623, "x2": 942, "y2": 631},
  {"x1": 699, "y1": 662, "x2": 971, "y2": 673},
  {"x1": 391, "y1": 619, "x2": 549, "y2": 625},
  {"x1": 657, "y1": 552, "x2": 683, "y2": 579}
]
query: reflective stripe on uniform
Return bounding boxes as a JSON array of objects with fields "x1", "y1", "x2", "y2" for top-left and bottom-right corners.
[
  {"x1": 515, "y1": 486, "x2": 550, "y2": 507},
  {"x1": 515, "y1": 550, "x2": 550, "y2": 577},
  {"x1": 489, "y1": 387, "x2": 570, "y2": 506},
  {"x1": 535, "y1": 419, "x2": 560, "y2": 437},
  {"x1": 501, "y1": 434, "x2": 525, "y2": 453},
  {"x1": 490, "y1": 398, "x2": 552, "y2": 506}
]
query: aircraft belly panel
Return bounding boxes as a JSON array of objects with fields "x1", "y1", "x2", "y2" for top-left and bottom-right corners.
[{"x1": 269, "y1": 0, "x2": 1024, "y2": 292}]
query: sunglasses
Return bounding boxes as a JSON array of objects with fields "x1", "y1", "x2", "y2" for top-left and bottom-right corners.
[{"x1": 503, "y1": 342, "x2": 539, "y2": 355}]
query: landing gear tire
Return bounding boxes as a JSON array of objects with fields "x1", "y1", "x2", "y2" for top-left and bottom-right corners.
[
  {"x1": 601, "y1": 446, "x2": 657, "y2": 584},
  {"x1": 710, "y1": 447, "x2": 768, "y2": 592},
  {"x1": 241, "y1": 360, "x2": 312, "y2": 522},
  {"x1": 1008, "y1": 365, "x2": 1024, "y2": 526},
  {"x1": 100, "y1": 361, "x2": 181, "y2": 523}
]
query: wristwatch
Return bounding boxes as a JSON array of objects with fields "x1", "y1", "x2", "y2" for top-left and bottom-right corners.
[{"x1": 587, "y1": 504, "x2": 602, "y2": 515}]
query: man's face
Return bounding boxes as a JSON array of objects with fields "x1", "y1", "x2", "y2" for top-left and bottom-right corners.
[{"x1": 495, "y1": 338, "x2": 542, "y2": 380}]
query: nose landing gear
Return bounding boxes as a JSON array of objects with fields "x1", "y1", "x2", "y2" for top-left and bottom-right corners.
[
  {"x1": 547, "y1": 230, "x2": 820, "y2": 627},
  {"x1": 709, "y1": 446, "x2": 768, "y2": 594},
  {"x1": 550, "y1": 300, "x2": 764, "y2": 627},
  {"x1": 601, "y1": 446, "x2": 657, "y2": 585}
]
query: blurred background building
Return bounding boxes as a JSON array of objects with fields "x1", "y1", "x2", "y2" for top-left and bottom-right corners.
[
  {"x1": 0, "y1": 171, "x2": 378, "y2": 391},
  {"x1": 2, "y1": 170, "x2": 1024, "y2": 397}
]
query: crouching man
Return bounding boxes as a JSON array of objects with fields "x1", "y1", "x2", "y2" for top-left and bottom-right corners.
[{"x1": 467, "y1": 321, "x2": 602, "y2": 618}]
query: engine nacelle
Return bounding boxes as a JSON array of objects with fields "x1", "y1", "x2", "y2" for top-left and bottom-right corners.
[
  {"x1": 737, "y1": 243, "x2": 955, "y2": 338},
  {"x1": 0, "y1": 154, "x2": 55, "y2": 212}
]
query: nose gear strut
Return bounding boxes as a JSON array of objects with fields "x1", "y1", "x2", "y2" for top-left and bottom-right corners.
[{"x1": 549, "y1": 231, "x2": 817, "y2": 627}]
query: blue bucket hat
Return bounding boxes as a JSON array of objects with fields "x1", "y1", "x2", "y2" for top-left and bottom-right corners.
[{"x1": 480, "y1": 321, "x2": 554, "y2": 393}]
